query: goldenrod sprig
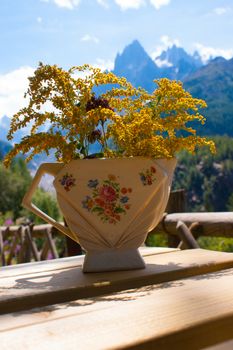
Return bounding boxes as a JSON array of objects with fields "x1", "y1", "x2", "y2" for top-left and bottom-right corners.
[{"x1": 4, "y1": 63, "x2": 215, "y2": 167}]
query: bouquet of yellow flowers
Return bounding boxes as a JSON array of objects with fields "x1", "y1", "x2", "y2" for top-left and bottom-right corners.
[{"x1": 4, "y1": 63, "x2": 215, "y2": 167}]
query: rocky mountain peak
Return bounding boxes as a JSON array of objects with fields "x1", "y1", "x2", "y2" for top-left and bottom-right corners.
[
  {"x1": 113, "y1": 40, "x2": 160, "y2": 92},
  {"x1": 114, "y1": 40, "x2": 158, "y2": 74},
  {"x1": 156, "y1": 44, "x2": 203, "y2": 68}
]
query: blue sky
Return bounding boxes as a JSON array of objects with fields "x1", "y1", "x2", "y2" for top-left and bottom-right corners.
[{"x1": 1, "y1": 0, "x2": 233, "y2": 118}]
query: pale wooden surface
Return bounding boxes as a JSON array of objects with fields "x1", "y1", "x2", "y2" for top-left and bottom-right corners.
[
  {"x1": 0, "y1": 246, "x2": 176, "y2": 277},
  {"x1": 1, "y1": 248, "x2": 233, "y2": 316},
  {"x1": 0, "y1": 247, "x2": 179, "y2": 313},
  {"x1": 1, "y1": 266, "x2": 233, "y2": 350},
  {"x1": 205, "y1": 339, "x2": 233, "y2": 350}
]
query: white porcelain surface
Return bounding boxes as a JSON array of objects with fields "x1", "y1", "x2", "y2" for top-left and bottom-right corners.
[{"x1": 23, "y1": 158, "x2": 176, "y2": 272}]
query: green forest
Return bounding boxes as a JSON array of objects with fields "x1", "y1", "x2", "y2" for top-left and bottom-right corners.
[
  {"x1": 173, "y1": 135, "x2": 233, "y2": 212},
  {"x1": 0, "y1": 157, "x2": 61, "y2": 226}
]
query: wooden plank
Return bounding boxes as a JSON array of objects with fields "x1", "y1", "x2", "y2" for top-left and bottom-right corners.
[
  {"x1": 154, "y1": 212, "x2": 233, "y2": 237},
  {"x1": 1, "y1": 267, "x2": 233, "y2": 350},
  {"x1": 0, "y1": 247, "x2": 177, "y2": 278},
  {"x1": 0, "y1": 249, "x2": 233, "y2": 314},
  {"x1": 205, "y1": 339, "x2": 233, "y2": 350}
]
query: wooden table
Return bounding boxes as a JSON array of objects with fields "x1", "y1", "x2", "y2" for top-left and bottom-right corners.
[{"x1": 1, "y1": 247, "x2": 233, "y2": 349}]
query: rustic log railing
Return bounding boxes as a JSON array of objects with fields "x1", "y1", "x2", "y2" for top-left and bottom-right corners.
[
  {"x1": 149, "y1": 189, "x2": 233, "y2": 248},
  {"x1": 1, "y1": 190, "x2": 233, "y2": 265},
  {"x1": 0, "y1": 224, "x2": 63, "y2": 266},
  {"x1": 155, "y1": 212, "x2": 233, "y2": 238},
  {"x1": 1, "y1": 210, "x2": 233, "y2": 266}
]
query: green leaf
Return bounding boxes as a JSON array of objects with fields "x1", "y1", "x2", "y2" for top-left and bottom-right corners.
[
  {"x1": 115, "y1": 206, "x2": 125, "y2": 213},
  {"x1": 92, "y1": 207, "x2": 104, "y2": 213}
]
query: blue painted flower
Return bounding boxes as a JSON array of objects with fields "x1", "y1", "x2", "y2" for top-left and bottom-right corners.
[
  {"x1": 59, "y1": 173, "x2": 76, "y2": 191},
  {"x1": 120, "y1": 196, "x2": 129, "y2": 204},
  {"x1": 88, "y1": 179, "x2": 99, "y2": 188},
  {"x1": 82, "y1": 196, "x2": 93, "y2": 211},
  {"x1": 140, "y1": 174, "x2": 146, "y2": 184},
  {"x1": 60, "y1": 178, "x2": 66, "y2": 186}
]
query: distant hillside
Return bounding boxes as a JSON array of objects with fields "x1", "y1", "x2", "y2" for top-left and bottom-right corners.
[
  {"x1": 184, "y1": 57, "x2": 233, "y2": 136},
  {"x1": 0, "y1": 140, "x2": 12, "y2": 160},
  {"x1": 0, "y1": 115, "x2": 29, "y2": 144}
]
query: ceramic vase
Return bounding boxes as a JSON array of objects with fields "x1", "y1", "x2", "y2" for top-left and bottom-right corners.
[{"x1": 23, "y1": 157, "x2": 176, "y2": 272}]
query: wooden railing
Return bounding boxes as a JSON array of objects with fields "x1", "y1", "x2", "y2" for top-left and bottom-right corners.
[
  {"x1": 150, "y1": 190, "x2": 233, "y2": 247},
  {"x1": 0, "y1": 224, "x2": 62, "y2": 266},
  {"x1": 1, "y1": 190, "x2": 233, "y2": 266},
  {"x1": 1, "y1": 210, "x2": 233, "y2": 266}
]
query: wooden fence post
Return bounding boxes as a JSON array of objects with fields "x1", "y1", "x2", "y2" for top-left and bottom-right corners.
[
  {"x1": 165, "y1": 189, "x2": 186, "y2": 248},
  {"x1": 0, "y1": 229, "x2": 5, "y2": 266}
]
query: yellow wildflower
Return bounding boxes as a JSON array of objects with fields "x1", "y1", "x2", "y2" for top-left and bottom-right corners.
[{"x1": 3, "y1": 63, "x2": 215, "y2": 167}]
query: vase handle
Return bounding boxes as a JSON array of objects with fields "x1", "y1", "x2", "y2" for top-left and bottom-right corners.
[{"x1": 22, "y1": 163, "x2": 77, "y2": 241}]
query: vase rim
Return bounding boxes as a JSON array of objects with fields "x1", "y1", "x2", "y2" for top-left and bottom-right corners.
[{"x1": 51, "y1": 156, "x2": 177, "y2": 164}]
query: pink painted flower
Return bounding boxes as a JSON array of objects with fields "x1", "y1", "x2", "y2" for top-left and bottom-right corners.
[
  {"x1": 151, "y1": 166, "x2": 156, "y2": 173},
  {"x1": 65, "y1": 178, "x2": 75, "y2": 188},
  {"x1": 82, "y1": 175, "x2": 132, "y2": 224},
  {"x1": 147, "y1": 176, "x2": 152, "y2": 185},
  {"x1": 99, "y1": 185, "x2": 116, "y2": 202}
]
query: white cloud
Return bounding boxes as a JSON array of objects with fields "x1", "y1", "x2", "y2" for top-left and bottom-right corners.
[
  {"x1": 92, "y1": 58, "x2": 114, "y2": 71},
  {"x1": 151, "y1": 35, "x2": 180, "y2": 59},
  {"x1": 194, "y1": 43, "x2": 233, "y2": 63},
  {"x1": 97, "y1": 0, "x2": 109, "y2": 8},
  {"x1": 213, "y1": 7, "x2": 229, "y2": 15},
  {"x1": 114, "y1": 0, "x2": 145, "y2": 11},
  {"x1": 113, "y1": 0, "x2": 171, "y2": 11},
  {"x1": 0, "y1": 66, "x2": 35, "y2": 118},
  {"x1": 54, "y1": 0, "x2": 80, "y2": 9},
  {"x1": 42, "y1": 0, "x2": 81, "y2": 9},
  {"x1": 154, "y1": 58, "x2": 172, "y2": 68},
  {"x1": 160, "y1": 35, "x2": 180, "y2": 48},
  {"x1": 150, "y1": 0, "x2": 170, "y2": 10},
  {"x1": 81, "y1": 34, "x2": 99, "y2": 44}
]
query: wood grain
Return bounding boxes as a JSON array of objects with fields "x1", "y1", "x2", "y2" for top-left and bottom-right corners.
[
  {"x1": 0, "y1": 247, "x2": 177, "y2": 278},
  {"x1": 1, "y1": 248, "x2": 233, "y2": 314},
  {"x1": 1, "y1": 267, "x2": 233, "y2": 349}
]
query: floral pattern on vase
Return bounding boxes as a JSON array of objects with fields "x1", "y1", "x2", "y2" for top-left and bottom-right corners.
[
  {"x1": 59, "y1": 173, "x2": 76, "y2": 191},
  {"x1": 139, "y1": 166, "x2": 157, "y2": 186},
  {"x1": 82, "y1": 174, "x2": 132, "y2": 225}
]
